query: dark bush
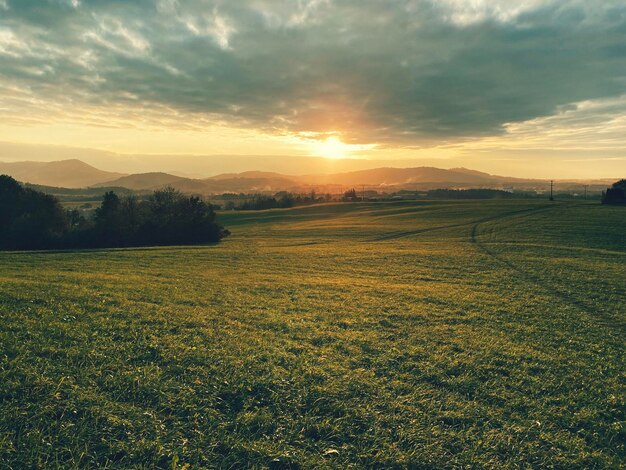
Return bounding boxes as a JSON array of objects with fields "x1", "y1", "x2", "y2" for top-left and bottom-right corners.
[
  {"x1": 0, "y1": 175, "x2": 69, "y2": 249},
  {"x1": 426, "y1": 189, "x2": 519, "y2": 199},
  {"x1": 0, "y1": 176, "x2": 229, "y2": 250},
  {"x1": 235, "y1": 191, "x2": 318, "y2": 210},
  {"x1": 601, "y1": 180, "x2": 626, "y2": 205},
  {"x1": 85, "y1": 187, "x2": 229, "y2": 248},
  {"x1": 343, "y1": 188, "x2": 359, "y2": 201}
]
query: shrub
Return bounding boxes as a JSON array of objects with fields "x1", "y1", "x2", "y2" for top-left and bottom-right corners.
[
  {"x1": 601, "y1": 179, "x2": 626, "y2": 205},
  {"x1": 0, "y1": 176, "x2": 229, "y2": 250}
]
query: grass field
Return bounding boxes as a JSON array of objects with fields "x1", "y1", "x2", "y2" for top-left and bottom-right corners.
[{"x1": 0, "y1": 200, "x2": 624, "y2": 469}]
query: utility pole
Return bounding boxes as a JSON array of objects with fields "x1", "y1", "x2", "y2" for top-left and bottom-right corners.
[
  {"x1": 549, "y1": 180, "x2": 554, "y2": 201},
  {"x1": 584, "y1": 185, "x2": 588, "y2": 200},
  {"x1": 362, "y1": 185, "x2": 365, "y2": 202}
]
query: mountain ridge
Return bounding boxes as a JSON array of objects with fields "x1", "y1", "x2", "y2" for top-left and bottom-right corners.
[
  {"x1": 0, "y1": 159, "x2": 126, "y2": 188},
  {"x1": 1, "y1": 159, "x2": 614, "y2": 193}
]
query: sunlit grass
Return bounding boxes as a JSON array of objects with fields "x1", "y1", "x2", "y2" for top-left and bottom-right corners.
[{"x1": 0, "y1": 200, "x2": 624, "y2": 468}]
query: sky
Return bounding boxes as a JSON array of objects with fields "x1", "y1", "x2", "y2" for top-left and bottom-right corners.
[{"x1": 0, "y1": 0, "x2": 625, "y2": 178}]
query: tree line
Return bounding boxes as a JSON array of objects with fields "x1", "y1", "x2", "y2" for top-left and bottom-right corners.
[
  {"x1": 223, "y1": 191, "x2": 331, "y2": 210},
  {"x1": 0, "y1": 175, "x2": 228, "y2": 250},
  {"x1": 601, "y1": 180, "x2": 626, "y2": 205},
  {"x1": 426, "y1": 189, "x2": 523, "y2": 199}
]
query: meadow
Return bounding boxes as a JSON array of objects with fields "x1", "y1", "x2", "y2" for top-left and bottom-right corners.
[{"x1": 0, "y1": 199, "x2": 624, "y2": 469}]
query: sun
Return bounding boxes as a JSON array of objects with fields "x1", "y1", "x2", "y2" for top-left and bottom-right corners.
[
  {"x1": 298, "y1": 133, "x2": 376, "y2": 159},
  {"x1": 315, "y1": 136, "x2": 348, "y2": 159}
]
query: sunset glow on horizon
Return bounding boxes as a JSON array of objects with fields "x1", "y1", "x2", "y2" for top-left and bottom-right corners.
[{"x1": 0, "y1": 0, "x2": 625, "y2": 178}]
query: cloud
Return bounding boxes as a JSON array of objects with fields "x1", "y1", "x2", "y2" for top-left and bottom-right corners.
[
  {"x1": 0, "y1": 0, "x2": 625, "y2": 146},
  {"x1": 458, "y1": 95, "x2": 626, "y2": 153}
]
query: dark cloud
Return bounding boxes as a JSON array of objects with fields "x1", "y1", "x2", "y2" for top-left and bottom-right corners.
[{"x1": 1, "y1": 0, "x2": 625, "y2": 145}]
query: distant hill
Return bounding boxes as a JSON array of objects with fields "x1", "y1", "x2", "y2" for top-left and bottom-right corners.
[
  {"x1": 297, "y1": 167, "x2": 503, "y2": 187},
  {"x1": 206, "y1": 171, "x2": 293, "y2": 181},
  {"x1": 92, "y1": 172, "x2": 201, "y2": 191},
  {"x1": 202, "y1": 167, "x2": 514, "y2": 190},
  {"x1": 0, "y1": 159, "x2": 125, "y2": 188},
  {"x1": 204, "y1": 172, "x2": 300, "y2": 192},
  {"x1": 3, "y1": 159, "x2": 611, "y2": 194},
  {"x1": 95, "y1": 172, "x2": 299, "y2": 193}
]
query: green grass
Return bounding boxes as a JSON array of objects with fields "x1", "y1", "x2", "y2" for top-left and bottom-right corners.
[{"x1": 0, "y1": 200, "x2": 624, "y2": 468}]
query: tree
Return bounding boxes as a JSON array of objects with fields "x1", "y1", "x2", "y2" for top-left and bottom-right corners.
[
  {"x1": 0, "y1": 175, "x2": 69, "y2": 249},
  {"x1": 66, "y1": 209, "x2": 85, "y2": 228},
  {"x1": 92, "y1": 191, "x2": 123, "y2": 246},
  {"x1": 343, "y1": 188, "x2": 358, "y2": 201},
  {"x1": 135, "y1": 187, "x2": 227, "y2": 246},
  {"x1": 0, "y1": 175, "x2": 23, "y2": 230},
  {"x1": 275, "y1": 192, "x2": 295, "y2": 208},
  {"x1": 94, "y1": 191, "x2": 121, "y2": 224},
  {"x1": 601, "y1": 179, "x2": 626, "y2": 205},
  {"x1": 119, "y1": 194, "x2": 142, "y2": 235},
  {"x1": 0, "y1": 179, "x2": 229, "y2": 251}
]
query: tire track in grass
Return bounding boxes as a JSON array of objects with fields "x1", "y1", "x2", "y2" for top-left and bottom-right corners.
[
  {"x1": 274, "y1": 204, "x2": 556, "y2": 246},
  {"x1": 470, "y1": 205, "x2": 625, "y2": 328},
  {"x1": 371, "y1": 204, "x2": 555, "y2": 242}
]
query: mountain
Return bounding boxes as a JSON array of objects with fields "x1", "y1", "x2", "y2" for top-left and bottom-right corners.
[
  {"x1": 200, "y1": 166, "x2": 558, "y2": 192},
  {"x1": 98, "y1": 171, "x2": 301, "y2": 193},
  {"x1": 204, "y1": 172, "x2": 300, "y2": 192},
  {"x1": 202, "y1": 167, "x2": 603, "y2": 192},
  {"x1": 4, "y1": 159, "x2": 606, "y2": 195},
  {"x1": 0, "y1": 159, "x2": 125, "y2": 188},
  {"x1": 297, "y1": 167, "x2": 502, "y2": 187},
  {"x1": 205, "y1": 177, "x2": 301, "y2": 193},
  {"x1": 92, "y1": 172, "x2": 199, "y2": 190},
  {"x1": 206, "y1": 171, "x2": 293, "y2": 181}
]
